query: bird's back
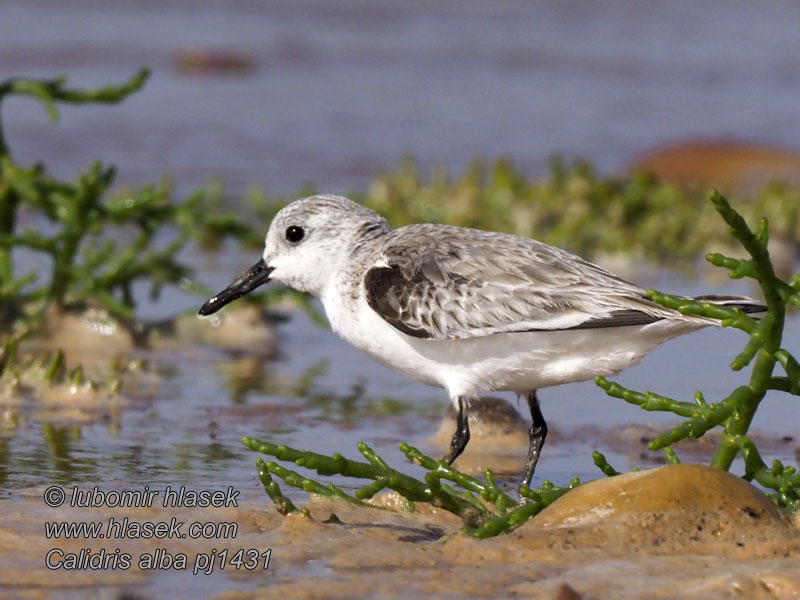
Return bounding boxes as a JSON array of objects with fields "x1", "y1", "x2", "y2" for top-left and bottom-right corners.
[{"x1": 360, "y1": 223, "x2": 704, "y2": 341}]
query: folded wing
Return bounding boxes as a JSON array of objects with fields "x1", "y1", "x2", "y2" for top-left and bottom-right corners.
[{"x1": 362, "y1": 225, "x2": 672, "y2": 341}]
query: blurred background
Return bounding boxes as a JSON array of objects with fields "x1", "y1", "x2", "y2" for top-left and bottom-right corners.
[
  {"x1": 3, "y1": 0, "x2": 800, "y2": 198},
  {"x1": 1, "y1": 4, "x2": 799, "y2": 595}
]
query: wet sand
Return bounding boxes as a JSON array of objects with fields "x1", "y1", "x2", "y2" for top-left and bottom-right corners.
[{"x1": 1, "y1": 463, "x2": 798, "y2": 599}]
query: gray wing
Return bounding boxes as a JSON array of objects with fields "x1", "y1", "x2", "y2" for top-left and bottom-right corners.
[{"x1": 362, "y1": 225, "x2": 670, "y2": 340}]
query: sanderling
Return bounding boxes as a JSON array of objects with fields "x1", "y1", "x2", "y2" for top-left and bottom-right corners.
[{"x1": 199, "y1": 194, "x2": 763, "y2": 493}]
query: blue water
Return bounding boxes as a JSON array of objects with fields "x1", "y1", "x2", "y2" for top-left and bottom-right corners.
[{"x1": 1, "y1": 0, "x2": 799, "y2": 196}]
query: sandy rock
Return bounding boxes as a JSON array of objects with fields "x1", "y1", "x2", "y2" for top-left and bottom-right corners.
[
  {"x1": 628, "y1": 138, "x2": 800, "y2": 195},
  {"x1": 522, "y1": 464, "x2": 798, "y2": 557},
  {"x1": 31, "y1": 306, "x2": 135, "y2": 360},
  {"x1": 426, "y1": 396, "x2": 529, "y2": 475},
  {"x1": 172, "y1": 303, "x2": 277, "y2": 355}
]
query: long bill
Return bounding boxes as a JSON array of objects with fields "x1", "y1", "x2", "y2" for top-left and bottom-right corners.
[{"x1": 198, "y1": 258, "x2": 274, "y2": 316}]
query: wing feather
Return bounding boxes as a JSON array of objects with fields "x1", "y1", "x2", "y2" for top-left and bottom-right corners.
[{"x1": 361, "y1": 224, "x2": 669, "y2": 340}]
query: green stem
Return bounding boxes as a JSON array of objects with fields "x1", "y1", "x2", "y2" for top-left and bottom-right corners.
[
  {"x1": 0, "y1": 160, "x2": 19, "y2": 285},
  {"x1": 592, "y1": 451, "x2": 621, "y2": 476},
  {"x1": 708, "y1": 192, "x2": 785, "y2": 471},
  {"x1": 242, "y1": 437, "x2": 487, "y2": 525},
  {"x1": 400, "y1": 442, "x2": 517, "y2": 507},
  {"x1": 469, "y1": 483, "x2": 573, "y2": 539},
  {"x1": 256, "y1": 458, "x2": 298, "y2": 515}
]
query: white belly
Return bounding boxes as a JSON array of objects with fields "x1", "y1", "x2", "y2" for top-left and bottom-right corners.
[{"x1": 322, "y1": 290, "x2": 707, "y2": 400}]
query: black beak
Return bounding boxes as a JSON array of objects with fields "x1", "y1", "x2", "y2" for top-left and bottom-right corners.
[{"x1": 199, "y1": 258, "x2": 274, "y2": 316}]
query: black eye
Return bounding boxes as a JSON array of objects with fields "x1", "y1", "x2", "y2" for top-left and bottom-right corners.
[{"x1": 285, "y1": 225, "x2": 305, "y2": 243}]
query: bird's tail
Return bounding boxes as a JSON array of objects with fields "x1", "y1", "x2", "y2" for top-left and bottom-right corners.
[{"x1": 692, "y1": 294, "x2": 766, "y2": 314}]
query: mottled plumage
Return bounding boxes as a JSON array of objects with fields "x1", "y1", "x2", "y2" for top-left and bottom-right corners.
[{"x1": 362, "y1": 224, "x2": 675, "y2": 340}]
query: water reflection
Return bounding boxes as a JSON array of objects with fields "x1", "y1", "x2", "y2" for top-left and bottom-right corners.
[
  {"x1": 213, "y1": 347, "x2": 434, "y2": 425},
  {"x1": 0, "y1": 330, "x2": 434, "y2": 496},
  {"x1": 216, "y1": 356, "x2": 268, "y2": 405},
  {"x1": 0, "y1": 437, "x2": 8, "y2": 488}
]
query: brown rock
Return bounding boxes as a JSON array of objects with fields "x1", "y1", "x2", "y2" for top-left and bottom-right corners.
[
  {"x1": 523, "y1": 464, "x2": 798, "y2": 557},
  {"x1": 173, "y1": 303, "x2": 277, "y2": 355},
  {"x1": 426, "y1": 396, "x2": 529, "y2": 475},
  {"x1": 629, "y1": 138, "x2": 800, "y2": 195}
]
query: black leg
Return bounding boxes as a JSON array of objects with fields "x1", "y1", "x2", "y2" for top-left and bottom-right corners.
[
  {"x1": 519, "y1": 390, "x2": 548, "y2": 498},
  {"x1": 443, "y1": 396, "x2": 470, "y2": 464}
]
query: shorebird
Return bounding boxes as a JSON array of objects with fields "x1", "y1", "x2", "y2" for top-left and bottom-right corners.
[{"x1": 200, "y1": 195, "x2": 762, "y2": 494}]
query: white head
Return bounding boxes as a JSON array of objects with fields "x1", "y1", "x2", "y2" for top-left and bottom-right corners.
[
  {"x1": 263, "y1": 195, "x2": 386, "y2": 295},
  {"x1": 199, "y1": 195, "x2": 387, "y2": 315}
]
